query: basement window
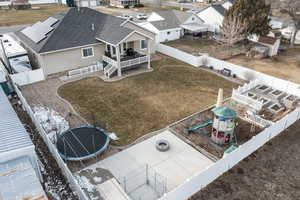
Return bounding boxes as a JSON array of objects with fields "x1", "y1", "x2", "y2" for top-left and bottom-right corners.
[{"x1": 82, "y1": 47, "x2": 94, "y2": 58}]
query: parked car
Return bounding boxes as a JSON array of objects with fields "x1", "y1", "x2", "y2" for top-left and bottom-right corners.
[
  {"x1": 186, "y1": 9, "x2": 198, "y2": 14},
  {"x1": 136, "y1": 13, "x2": 148, "y2": 20},
  {"x1": 118, "y1": 14, "x2": 133, "y2": 20}
]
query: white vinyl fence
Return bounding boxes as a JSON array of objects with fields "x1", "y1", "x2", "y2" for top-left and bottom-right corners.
[
  {"x1": 206, "y1": 57, "x2": 300, "y2": 97},
  {"x1": 160, "y1": 106, "x2": 300, "y2": 200},
  {"x1": 10, "y1": 68, "x2": 45, "y2": 86},
  {"x1": 155, "y1": 43, "x2": 203, "y2": 67},
  {"x1": 13, "y1": 84, "x2": 89, "y2": 200},
  {"x1": 156, "y1": 43, "x2": 300, "y2": 96}
]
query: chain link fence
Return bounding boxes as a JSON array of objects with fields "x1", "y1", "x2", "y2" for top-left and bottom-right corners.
[{"x1": 121, "y1": 164, "x2": 167, "y2": 200}]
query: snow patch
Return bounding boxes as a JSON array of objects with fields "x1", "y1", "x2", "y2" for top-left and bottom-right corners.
[
  {"x1": 109, "y1": 133, "x2": 119, "y2": 141},
  {"x1": 93, "y1": 176, "x2": 102, "y2": 184},
  {"x1": 33, "y1": 106, "x2": 69, "y2": 143}
]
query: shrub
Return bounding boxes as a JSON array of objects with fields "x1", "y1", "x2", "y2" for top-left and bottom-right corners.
[{"x1": 134, "y1": 3, "x2": 144, "y2": 7}]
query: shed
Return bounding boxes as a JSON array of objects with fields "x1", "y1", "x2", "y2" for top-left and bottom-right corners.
[{"x1": 257, "y1": 36, "x2": 281, "y2": 57}]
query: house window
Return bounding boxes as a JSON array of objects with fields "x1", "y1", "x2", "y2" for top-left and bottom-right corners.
[
  {"x1": 191, "y1": 17, "x2": 195, "y2": 21},
  {"x1": 167, "y1": 31, "x2": 171, "y2": 35},
  {"x1": 140, "y1": 40, "x2": 148, "y2": 49},
  {"x1": 82, "y1": 47, "x2": 94, "y2": 58}
]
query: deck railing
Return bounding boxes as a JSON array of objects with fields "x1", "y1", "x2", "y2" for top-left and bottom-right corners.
[
  {"x1": 121, "y1": 55, "x2": 148, "y2": 68},
  {"x1": 103, "y1": 54, "x2": 148, "y2": 69}
]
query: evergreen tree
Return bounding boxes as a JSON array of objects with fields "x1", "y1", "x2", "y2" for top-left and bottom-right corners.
[
  {"x1": 226, "y1": 0, "x2": 271, "y2": 36},
  {"x1": 66, "y1": 0, "x2": 75, "y2": 7}
]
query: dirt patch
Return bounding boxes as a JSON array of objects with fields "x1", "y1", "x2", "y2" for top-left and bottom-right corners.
[
  {"x1": 170, "y1": 107, "x2": 262, "y2": 159},
  {"x1": 58, "y1": 55, "x2": 238, "y2": 146},
  {"x1": 227, "y1": 46, "x2": 300, "y2": 84},
  {"x1": 191, "y1": 119, "x2": 300, "y2": 200}
]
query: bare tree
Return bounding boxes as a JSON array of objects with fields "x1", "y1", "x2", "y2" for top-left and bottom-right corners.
[
  {"x1": 220, "y1": 15, "x2": 247, "y2": 56},
  {"x1": 282, "y1": 0, "x2": 300, "y2": 47}
]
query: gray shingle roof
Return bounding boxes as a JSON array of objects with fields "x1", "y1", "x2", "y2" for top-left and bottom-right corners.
[
  {"x1": 16, "y1": 8, "x2": 135, "y2": 53},
  {"x1": 149, "y1": 9, "x2": 200, "y2": 31},
  {"x1": 212, "y1": 5, "x2": 226, "y2": 16}
]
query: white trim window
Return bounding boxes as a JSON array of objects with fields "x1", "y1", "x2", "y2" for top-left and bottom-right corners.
[
  {"x1": 82, "y1": 47, "x2": 94, "y2": 58},
  {"x1": 140, "y1": 40, "x2": 148, "y2": 50}
]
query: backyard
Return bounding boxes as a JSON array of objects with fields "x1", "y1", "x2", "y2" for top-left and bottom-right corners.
[
  {"x1": 228, "y1": 46, "x2": 300, "y2": 84},
  {"x1": 0, "y1": 4, "x2": 69, "y2": 26},
  {"x1": 165, "y1": 38, "x2": 248, "y2": 59},
  {"x1": 58, "y1": 55, "x2": 238, "y2": 146}
]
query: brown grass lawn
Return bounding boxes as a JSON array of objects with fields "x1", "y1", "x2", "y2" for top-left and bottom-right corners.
[
  {"x1": 58, "y1": 56, "x2": 238, "y2": 145},
  {"x1": 165, "y1": 38, "x2": 245, "y2": 59},
  {"x1": 0, "y1": 4, "x2": 69, "y2": 26},
  {"x1": 228, "y1": 46, "x2": 300, "y2": 84}
]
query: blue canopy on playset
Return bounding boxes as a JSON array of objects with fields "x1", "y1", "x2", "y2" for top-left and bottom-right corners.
[{"x1": 212, "y1": 106, "x2": 237, "y2": 119}]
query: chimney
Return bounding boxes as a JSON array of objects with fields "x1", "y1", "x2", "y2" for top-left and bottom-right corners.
[{"x1": 216, "y1": 88, "x2": 223, "y2": 108}]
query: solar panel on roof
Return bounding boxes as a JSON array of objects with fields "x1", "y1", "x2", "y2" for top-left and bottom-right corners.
[
  {"x1": 43, "y1": 17, "x2": 59, "y2": 27},
  {"x1": 20, "y1": 18, "x2": 58, "y2": 44}
]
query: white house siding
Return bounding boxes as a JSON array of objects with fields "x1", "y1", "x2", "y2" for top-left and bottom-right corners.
[
  {"x1": 183, "y1": 15, "x2": 203, "y2": 25},
  {"x1": 123, "y1": 21, "x2": 156, "y2": 53},
  {"x1": 77, "y1": 0, "x2": 97, "y2": 7},
  {"x1": 197, "y1": 7, "x2": 224, "y2": 33},
  {"x1": 281, "y1": 26, "x2": 300, "y2": 44},
  {"x1": 157, "y1": 28, "x2": 181, "y2": 43},
  {"x1": 39, "y1": 43, "x2": 105, "y2": 76}
]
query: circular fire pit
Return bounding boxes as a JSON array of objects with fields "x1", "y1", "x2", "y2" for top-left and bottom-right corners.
[{"x1": 156, "y1": 139, "x2": 170, "y2": 152}]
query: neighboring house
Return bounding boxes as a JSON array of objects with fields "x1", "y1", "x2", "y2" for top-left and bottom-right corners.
[
  {"x1": 0, "y1": 86, "x2": 47, "y2": 199},
  {"x1": 110, "y1": 0, "x2": 140, "y2": 8},
  {"x1": 139, "y1": 9, "x2": 210, "y2": 43},
  {"x1": 197, "y1": 5, "x2": 226, "y2": 33},
  {"x1": 15, "y1": 8, "x2": 155, "y2": 78},
  {"x1": 222, "y1": 0, "x2": 235, "y2": 10}
]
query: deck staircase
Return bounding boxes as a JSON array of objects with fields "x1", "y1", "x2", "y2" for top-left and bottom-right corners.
[{"x1": 104, "y1": 64, "x2": 118, "y2": 78}]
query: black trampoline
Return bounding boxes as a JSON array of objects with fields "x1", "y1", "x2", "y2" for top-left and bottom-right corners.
[{"x1": 56, "y1": 126, "x2": 110, "y2": 161}]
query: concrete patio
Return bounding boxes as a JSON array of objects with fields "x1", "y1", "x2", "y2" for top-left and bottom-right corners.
[{"x1": 76, "y1": 130, "x2": 215, "y2": 200}]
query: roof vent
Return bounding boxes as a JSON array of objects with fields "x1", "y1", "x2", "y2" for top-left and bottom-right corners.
[{"x1": 91, "y1": 23, "x2": 95, "y2": 31}]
